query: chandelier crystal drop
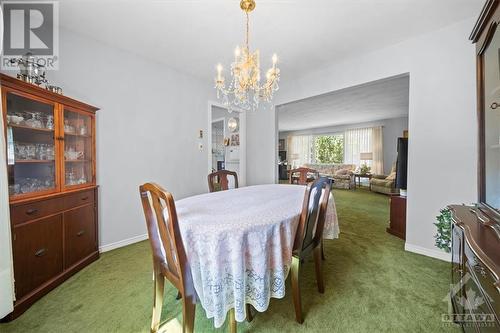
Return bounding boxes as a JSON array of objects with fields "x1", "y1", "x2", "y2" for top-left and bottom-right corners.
[{"x1": 214, "y1": 0, "x2": 280, "y2": 112}]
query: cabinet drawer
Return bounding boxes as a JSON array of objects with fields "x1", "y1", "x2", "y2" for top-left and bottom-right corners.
[
  {"x1": 63, "y1": 189, "x2": 94, "y2": 210},
  {"x1": 64, "y1": 204, "x2": 96, "y2": 268},
  {"x1": 12, "y1": 215, "x2": 63, "y2": 300},
  {"x1": 10, "y1": 196, "x2": 65, "y2": 225}
]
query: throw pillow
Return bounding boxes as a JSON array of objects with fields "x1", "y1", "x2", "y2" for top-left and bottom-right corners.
[{"x1": 386, "y1": 172, "x2": 396, "y2": 180}]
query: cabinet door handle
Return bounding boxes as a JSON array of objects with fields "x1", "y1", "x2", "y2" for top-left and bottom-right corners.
[
  {"x1": 35, "y1": 248, "x2": 47, "y2": 257},
  {"x1": 77, "y1": 230, "x2": 85, "y2": 237},
  {"x1": 26, "y1": 208, "x2": 38, "y2": 215},
  {"x1": 81, "y1": 196, "x2": 89, "y2": 201}
]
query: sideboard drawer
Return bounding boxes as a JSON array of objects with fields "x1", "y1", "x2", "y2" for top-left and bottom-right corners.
[
  {"x1": 12, "y1": 215, "x2": 63, "y2": 300},
  {"x1": 63, "y1": 189, "x2": 95, "y2": 210},
  {"x1": 10, "y1": 196, "x2": 65, "y2": 225}
]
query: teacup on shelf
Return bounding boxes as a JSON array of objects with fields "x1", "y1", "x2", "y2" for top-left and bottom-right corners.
[{"x1": 7, "y1": 115, "x2": 24, "y2": 125}]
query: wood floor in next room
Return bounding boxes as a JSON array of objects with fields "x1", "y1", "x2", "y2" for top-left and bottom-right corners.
[{"x1": 0, "y1": 189, "x2": 457, "y2": 333}]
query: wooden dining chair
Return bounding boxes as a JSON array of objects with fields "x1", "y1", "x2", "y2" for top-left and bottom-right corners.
[
  {"x1": 208, "y1": 170, "x2": 239, "y2": 192},
  {"x1": 140, "y1": 182, "x2": 249, "y2": 333},
  {"x1": 290, "y1": 177, "x2": 332, "y2": 324},
  {"x1": 139, "y1": 183, "x2": 197, "y2": 333},
  {"x1": 289, "y1": 167, "x2": 319, "y2": 185}
]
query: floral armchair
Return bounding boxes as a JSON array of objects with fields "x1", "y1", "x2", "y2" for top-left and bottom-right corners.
[
  {"x1": 303, "y1": 163, "x2": 356, "y2": 189},
  {"x1": 370, "y1": 163, "x2": 399, "y2": 195}
]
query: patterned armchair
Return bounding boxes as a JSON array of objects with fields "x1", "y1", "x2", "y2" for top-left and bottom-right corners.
[
  {"x1": 370, "y1": 163, "x2": 399, "y2": 195},
  {"x1": 303, "y1": 163, "x2": 356, "y2": 189}
]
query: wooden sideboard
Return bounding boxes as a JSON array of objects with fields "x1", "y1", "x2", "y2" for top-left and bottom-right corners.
[
  {"x1": 445, "y1": 1, "x2": 500, "y2": 331},
  {"x1": 0, "y1": 74, "x2": 99, "y2": 320},
  {"x1": 387, "y1": 195, "x2": 406, "y2": 240},
  {"x1": 449, "y1": 205, "x2": 500, "y2": 331}
]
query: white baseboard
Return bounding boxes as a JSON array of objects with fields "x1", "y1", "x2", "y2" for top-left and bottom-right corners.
[
  {"x1": 99, "y1": 233, "x2": 148, "y2": 253},
  {"x1": 404, "y1": 243, "x2": 451, "y2": 262}
]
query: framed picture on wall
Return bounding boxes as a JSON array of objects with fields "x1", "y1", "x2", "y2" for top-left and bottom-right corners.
[
  {"x1": 278, "y1": 139, "x2": 285, "y2": 150},
  {"x1": 231, "y1": 134, "x2": 240, "y2": 146}
]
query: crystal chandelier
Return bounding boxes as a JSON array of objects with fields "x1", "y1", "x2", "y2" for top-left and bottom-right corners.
[{"x1": 214, "y1": 0, "x2": 280, "y2": 112}]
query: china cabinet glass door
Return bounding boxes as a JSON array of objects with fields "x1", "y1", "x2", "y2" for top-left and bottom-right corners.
[
  {"x1": 5, "y1": 92, "x2": 59, "y2": 198},
  {"x1": 62, "y1": 107, "x2": 93, "y2": 188}
]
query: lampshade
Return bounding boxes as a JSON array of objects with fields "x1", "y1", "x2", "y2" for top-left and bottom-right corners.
[{"x1": 360, "y1": 152, "x2": 373, "y2": 161}]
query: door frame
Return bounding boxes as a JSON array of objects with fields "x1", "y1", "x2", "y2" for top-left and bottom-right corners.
[{"x1": 207, "y1": 101, "x2": 246, "y2": 187}]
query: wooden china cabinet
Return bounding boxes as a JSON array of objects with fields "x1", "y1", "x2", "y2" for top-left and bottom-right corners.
[
  {"x1": 0, "y1": 74, "x2": 99, "y2": 320},
  {"x1": 447, "y1": 1, "x2": 500, "y2": 331}
]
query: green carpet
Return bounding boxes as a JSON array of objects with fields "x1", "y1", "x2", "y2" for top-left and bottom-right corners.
[{"x1": 0, "y1": 189, "x2": 460, "y2": 332}]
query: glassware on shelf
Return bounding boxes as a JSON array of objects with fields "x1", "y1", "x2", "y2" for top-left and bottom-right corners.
[
  {"x1": 66, "y1": 169, "x2": 76, "y2": 185},
  {"x1": 64, "y1": 146, "x2": 84, "y2": 160},
  {"x1": 14, "y1": 143, "x2": 55, "y2": 161},
  {"x1": 15, "y1": 177, "x2": 54, "y2": 194},
  {"x1": 8, "y1": 184, "x2": 20, "y2": 196},
  {"x1": 46, "y1": 144, "x2": 55, "y2": 160},
  {"x1": 6, "y1": 114, "x2": 24, "y2": 125},
  {"x1": 64, "y1": 119, "x2": 75, "y2": 134},
  {"x1": 79, "y1": 124, "x2": 88, "y2": 136},
  {"x1": 45, "y1": 115, "x2": 54, "y2": 130},
  {"x1": 24, "y1": 112, "x2": 43, "y2": 129}
]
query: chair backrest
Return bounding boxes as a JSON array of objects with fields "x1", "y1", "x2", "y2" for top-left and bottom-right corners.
[
  {"x1": 293, "y1": 177, "x2": 332, "y2": 256},
  {"x1": 289, "y1": 167, "x2": 319, "y2": 185},
  {"x1": 139, "y1": 183, "x2": 189, "y2": 290},
  {"x1": 208, "y1": 170, "x2": 239, "y2": 192}
]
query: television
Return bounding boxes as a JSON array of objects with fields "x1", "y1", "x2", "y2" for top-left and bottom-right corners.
[{"x1": 395, "y1": 137, "x2": 408, "y2": 191}]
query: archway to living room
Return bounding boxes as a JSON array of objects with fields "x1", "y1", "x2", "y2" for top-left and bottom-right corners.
[{"x1": 275, "y1": 73, "x2": 410, "y2": 236}]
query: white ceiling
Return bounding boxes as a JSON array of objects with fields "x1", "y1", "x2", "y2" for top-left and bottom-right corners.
[
  {"x1": 59, "y1": 0, "x2": 483, "y2": 83},
  {"x1": 277, "y1": 74, "x2": 409, "y2": 131}
]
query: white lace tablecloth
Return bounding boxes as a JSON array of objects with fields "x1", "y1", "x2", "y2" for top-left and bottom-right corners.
[{"x1": 174, "y1": 184, "x2": 339, "y2": 328}]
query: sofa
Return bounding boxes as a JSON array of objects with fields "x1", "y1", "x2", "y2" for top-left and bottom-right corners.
[
  {"x1": 370, "y1": 163, "x2": 399, "y2": 195},
  {"x1": 303, "y1": 163, "x2": 356, "y2": 189}
]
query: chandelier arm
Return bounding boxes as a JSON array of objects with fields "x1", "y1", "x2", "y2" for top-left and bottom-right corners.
[{"x1": 245, "y1": 12, "x2": 249, "y2": 50}]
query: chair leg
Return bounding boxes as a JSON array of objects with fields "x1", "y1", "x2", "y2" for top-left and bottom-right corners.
[
  {"x1": 246, "y1": 304, "x2": 254, "y2": 322},
  {"x1": 228, "y1": 308, "x2": 237, "y2": 333},
  {"x1": 313, "y1": 246, "x2": 325, "y2": 294},
  {"x1": 182, "y1": 295, "x2": 196, "y2": 333},
  {"x1": 290, "y1": 256, "x2": 303, "y2": 324},
  {"x1": 151, "y1": 271, "x2": 165, "y2": 333},
  {"x1": 321, "y1": 239, "x2": 326, "y2": 260}
]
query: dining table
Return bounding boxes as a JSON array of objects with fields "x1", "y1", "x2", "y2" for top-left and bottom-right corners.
[{"x1": 174, "y1": 183, "x2": 339, "y2": 328}]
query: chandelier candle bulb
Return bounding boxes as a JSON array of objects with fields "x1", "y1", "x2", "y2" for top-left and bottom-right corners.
[{"x1": 217, "y1": 64, "x2": 223, "y2": 80}]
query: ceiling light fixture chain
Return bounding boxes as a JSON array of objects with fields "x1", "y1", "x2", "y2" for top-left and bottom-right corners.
[{"x1": 214, "y1": 0, "x2": 280, "y2": 113}]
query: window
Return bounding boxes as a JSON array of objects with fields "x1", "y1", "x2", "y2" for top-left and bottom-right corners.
[{"x1": 313, "y1": 134, "x2": 344, "y2": 164}]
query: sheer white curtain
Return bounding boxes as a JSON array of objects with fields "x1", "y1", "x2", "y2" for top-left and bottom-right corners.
[
  {"x1": 287, "y1": 135, "x2": 313, "y2": 167},
  {"x1": 345, "y1": 127, "x2": 372, "y2": 167},
  {"x1": 344, "y1": 126, "x2": 384, "y2": 174},
  {"x1": 372, "y1": 126, "x2": 384, "y2": 175}
]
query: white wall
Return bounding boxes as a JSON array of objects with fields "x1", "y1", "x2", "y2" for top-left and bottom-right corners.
[
  {"x1": 248, "y1": 18, "x2": 478, "y2": 260},
  {"x1": 246, "y1": 106, "x2": 278, "y2": 185},
  {"x1": 279, "y1": 116, "x2": 409, "y2": 174},
  {"x1": 37, "y1": 29, "x2": 211, "y2": 250},
  {"x1": 0, "y1": 10, "x2": 15, "y2": 317}
]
